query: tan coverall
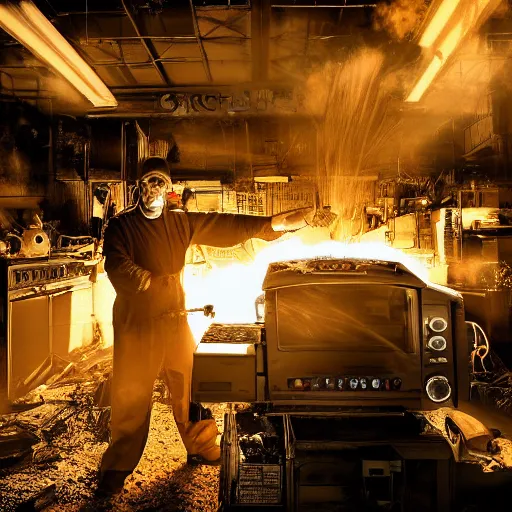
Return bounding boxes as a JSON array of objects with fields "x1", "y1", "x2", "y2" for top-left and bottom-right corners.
[{"x1": 100, "y1": 207, "x2": 281, "y2": 475}]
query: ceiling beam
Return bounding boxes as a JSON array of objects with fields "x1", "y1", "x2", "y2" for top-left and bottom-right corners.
[
  {"x1": 76, "y1": 36, "x2": 250, "y2": 44},
  {"x1": 108, "y1": 82, "x2": 294, "y2": 94},
  {"x1": 91, "y1": 58, "x2": 206, "y2": 67},
  {"x1": 120, "y1": 0, "x2": 171, "y2": 86},
  {"x1": 188, "y1": 0, "x2": 213, "y2": 82},
  {"x1": 252, "y1": 0, "x2": 271, "y2": 82},
  {"x1": 81, "y1": 36, "x2": 197, "y2": 41},
  {"x1": 271, "y1": 2, "x2": 376, "y2": 7}
]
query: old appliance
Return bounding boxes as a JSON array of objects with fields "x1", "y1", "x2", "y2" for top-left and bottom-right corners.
[
  {"x1": 192, "y1": 257, "x2": 502, "y2": 511},
  {"x1": 0, "y1": 258, "x2": 96, "y2": 406}
]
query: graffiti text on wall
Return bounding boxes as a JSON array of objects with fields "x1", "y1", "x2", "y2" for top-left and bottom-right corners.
[{"x1": 159, "y1": 89, "x2": 303, "y2": 116}]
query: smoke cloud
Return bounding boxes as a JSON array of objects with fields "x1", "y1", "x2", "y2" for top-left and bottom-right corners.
[{"x1": 373, "y1": 0, "x2": 427, "y2": 41}]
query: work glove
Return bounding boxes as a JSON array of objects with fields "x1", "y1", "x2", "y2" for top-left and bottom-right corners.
[{"x1": 271, "y1": 206, "x2": 316, "y2": 232}]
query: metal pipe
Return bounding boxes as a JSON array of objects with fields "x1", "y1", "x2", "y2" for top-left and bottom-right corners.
[
  {"x1": 56, "y1": 11, "x2": 124, "y2": 16},
  {"x1": 245, "y1": 120, "x2": 253, "y2": 180},
  {"x1": 78, "y1": 36, "x2": 250, "y2": 42},
  {"x1": 92, "y1": 58, "x2": 204, "y2": 67},
  {"x1": 307, "y1": 34, "x2": 352, "y2": 39},
  {"x1": 188, "y1": 0, "x2": 213, "y2": 82},
  {"x1": 271, "y1": 3, "x2": 376, "y2": 7},
  {"x1": 79, "y1": 36, "x2": 197, "y2": 41},
  {"x1": 109, "y1": 83, "x2": 292, "y2": 92},
  {"x1": 0, "y1": 65, "x2": 48, "y2": 68},
  {"x1": 121, "y1": 121, "x2": 126, "y2": 185},
  {"x1": 83, "y1": 111, "x2": 254, "y2": 118},
  {"x1": 120, "y1": 0, "x2": 171, "y2": 86},
  {"x1": 0, "y1": 87, "x2": 47, "y2": 92},
  {"x1": 0, "y1": 94, "x2": 53, "y2": 100}
]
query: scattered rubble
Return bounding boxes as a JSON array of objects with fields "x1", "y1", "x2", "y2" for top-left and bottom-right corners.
[
  {"x1": 200, "y1": 323, "x2": 262, "y2": 344},
  {"x1": 2, "y1": 330, "x2": 512, "y2": 510},
  {"x1": 472, "y1": 372, "x2": 512, "y2": 417},
  {"x1": 0, "y1": 424, "x2": 39, "y2": 466},
  {"x1": 423, "y1": 407, "x2": 512, "y2": 471},
  {"x1": 0, "y1": 339, "x2": 224, "y2": 511}
]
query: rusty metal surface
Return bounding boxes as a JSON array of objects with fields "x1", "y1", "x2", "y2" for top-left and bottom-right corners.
[
  {"x1": 200, "y1": 322, "x2": 262, "y2": 344},
  {"x1": 424, "y1": 407, "x2": 512, "y2": 471},
  {"x1": 446, "y1": 409, "x2": 495, "y2": 452}
]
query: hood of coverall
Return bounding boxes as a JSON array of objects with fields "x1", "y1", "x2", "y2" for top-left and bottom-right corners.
[{"x1": 139, "y1": 170, "x2": 173, "y2": 219}]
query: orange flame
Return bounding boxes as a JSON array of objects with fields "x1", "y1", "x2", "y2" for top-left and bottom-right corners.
[{"x1": 184, "y1": 230, "x2": 452, "y2": 344}]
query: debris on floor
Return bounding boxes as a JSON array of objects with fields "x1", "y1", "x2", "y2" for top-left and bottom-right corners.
[
  {"x1": 423, "y1": 407, "x2": 512, "y2": 470},
  {"x1": 472, "y1": 372, "x2": 512, "y2": 417},
  {"x1": 2, "y1": 329, "x2": 512, "y2": 510},
  {"x1": 0, "y1": 338, "x2": 224, "y2": 511},
  {"x1": 200, "y1": 323, "x2": 262, "y2": 344}
]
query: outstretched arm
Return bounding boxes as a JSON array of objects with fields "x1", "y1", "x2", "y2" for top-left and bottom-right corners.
[
  {"x1": 103, "y1": 218, "x2": 151, "y2": 295},
  {"x1": 187, "y1": 212, "x2": 282, "y2": 248}
]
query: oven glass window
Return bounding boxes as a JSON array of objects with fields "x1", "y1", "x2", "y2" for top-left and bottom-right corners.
[{"x1": 276, "y1": 284, "x2": 417, "y2": 352}]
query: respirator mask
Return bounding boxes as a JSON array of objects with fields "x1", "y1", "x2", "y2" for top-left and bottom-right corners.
[{"x1": 139, "y1": 171, "x2": 172, "y2": 219}]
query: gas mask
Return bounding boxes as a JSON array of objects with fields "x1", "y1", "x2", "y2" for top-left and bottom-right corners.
[{"x1": 139, "y1": 171, "x2": 172, "y2": 219}]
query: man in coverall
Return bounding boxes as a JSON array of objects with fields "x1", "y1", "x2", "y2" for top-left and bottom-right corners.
[{"x1": 98, "y1": 157, "x2": 313, "y2": 494}]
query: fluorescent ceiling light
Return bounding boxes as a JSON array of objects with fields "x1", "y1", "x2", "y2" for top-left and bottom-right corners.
[
  {"x1": 0, "y1": 1, "x2": 117, "y2": 108},
  {"x1": 407, "y1": 22, "x2": 463, "y2": 102},
  {"x1": 407, "y1": 0, "x2": 493, "y2": 102},
  {"x1": 419, "y1": 0, "x2": 463, "y2": 48}
]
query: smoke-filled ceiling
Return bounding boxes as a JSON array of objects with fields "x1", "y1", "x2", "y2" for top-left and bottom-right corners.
[
  {"x1": 0, "y1": 1, "x2": 452, "y2": 109},
  {"x1": 0, "y1": 0, "x2": 510, "y2": 182}
]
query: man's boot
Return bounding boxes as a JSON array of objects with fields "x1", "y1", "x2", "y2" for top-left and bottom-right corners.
[
  {"x1": 95, "y1": 470, "x2": 131, "y2": 498},
  {"x1": 176, "y1": 419, "x2": 221, "y2": 465}
]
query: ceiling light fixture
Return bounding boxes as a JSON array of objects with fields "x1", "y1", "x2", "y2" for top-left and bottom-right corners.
[
  {"x1": 0, "y1": 1, "x2": 117, "y2": 108},
  {"x1": 419, "y1": 0, "x2": 463, "y2": 48},
  {"x1": 407, "y1": 21, "x2": 463, "y2": 102},
  {"x1": 254, "y1": 176, "x2": 291, "y2": 183},
  {"x1": 407, "y1": 0, "x2": 494, "y2": 103}
]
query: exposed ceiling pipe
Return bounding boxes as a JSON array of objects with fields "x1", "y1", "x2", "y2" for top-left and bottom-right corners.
[
  {"x1": 120, "y1": 0, "x2": 171, "y2": 86},
  {"x1": 271, "y1": 3, "x2": 376, "y2": 7},
  {"x1": 92, "y1": 58, "x2": 204, "y2": 67},
  {"x1": 77, "y1": 35, "x2": 249, "y2": 42},
  {"x1": 80, "y1": 36, "x2": 197, "y2": 41},
  {"x1": 56, "y1": 11, "x2": 124, "y2": 16},
  {"x1": 188, "y1": 0, "x2": 213, "y2": 82}
]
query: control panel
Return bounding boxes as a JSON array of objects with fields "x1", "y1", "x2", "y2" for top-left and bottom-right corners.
[
  {"x1": 287, "y1": 376, "x2": 403, "y2": 392},
  {"x1": 8, "y1": 261, "x2": 94, "y2": 290}
]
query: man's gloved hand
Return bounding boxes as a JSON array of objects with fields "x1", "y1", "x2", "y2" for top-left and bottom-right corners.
[{"x1": 271, "y1": 207, "x2": 316, "y2": 232}]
